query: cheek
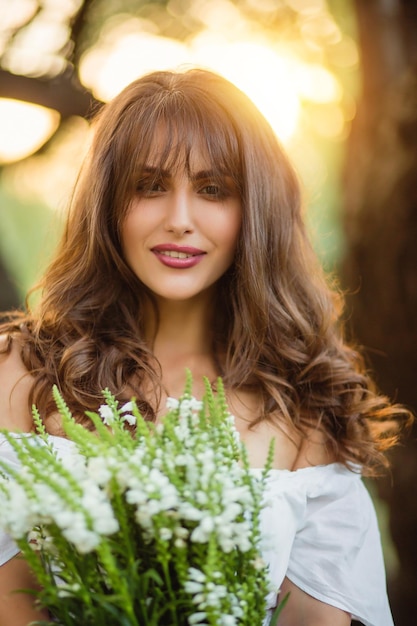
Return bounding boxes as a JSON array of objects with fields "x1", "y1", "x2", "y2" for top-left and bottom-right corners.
[
  {"x1": 120, "y1": 209, "x2": 144, "y2": 264},
  {"x1": 222, "y1": 209, "x2": 242, "y2": 254},
  {"x1": 121, "y1": 203, "x2": 150, "y2": 246}
]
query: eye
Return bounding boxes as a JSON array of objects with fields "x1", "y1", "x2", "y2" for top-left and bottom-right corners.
[
  {"x1": 201, "y1": 184, "x2": 221, "y2": 196},
  {"x1": 198, "y1": 182, "x2": 231, "y2": 200},
  {"x1": 149, "y1": 182, "x2": 165, "y2": 193},
  {"x1": 136, "y1": 179, "x2": 165, "y2": 195}
]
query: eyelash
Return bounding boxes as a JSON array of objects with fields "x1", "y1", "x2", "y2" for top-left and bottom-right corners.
[
  {"x1": 200, "y1": 184, "x2": 221, "y2": 197},
  {"x1": 136, "y1": 180, "x2": 164, "y2": 194},
  {"x1": 135, "y1": 180, "x2": 230, "y2": 199}
]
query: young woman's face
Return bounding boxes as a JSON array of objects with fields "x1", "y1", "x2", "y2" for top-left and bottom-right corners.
[{"x1": 121, "y1": 146, "x2": 242, "y2": 304}]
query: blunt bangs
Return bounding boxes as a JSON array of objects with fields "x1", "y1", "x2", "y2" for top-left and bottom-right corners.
[{"x1": 110, "y1": 75, "x2": 244, "y2": 216}]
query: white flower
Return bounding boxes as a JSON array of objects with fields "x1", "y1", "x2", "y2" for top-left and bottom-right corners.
[
  {"x1": 28, "y1": 530, "x2": 55, "y2": 553},
  {"x1": 0, "y1": 485, "x2": 40, "y2": 538},
  {"x1": 174, "y1": 526, "x2": 189, "y2": 539},
  {"x1": 219, "y1": 615, "x2": 237, "y2": 626},
  {"x1": 98, "y1": 404, "x2": 115, "y2": 425},
  {"x1": 55, "y1": 510, "x2": 79, "y2": 529},
  {"x1": 120, "y1": 402, "x2": 136, "y2": 425},
  {"x1": 159, "y1": 527, "x2": 172, "y2": 541},
  {"x1": 122, "y1": 413, "x2": 136, "y2": 426},
  {"x1": 190, "y1": 516, "x2": 215, "y2": 543},
  {"x1": 178, "y1": 502, "x2": 203, "y2": 522},
  {"x1": 188, "y1": 568, "x2": 206, "y2": 583},
  {"x1": 57, "y1": 583, "x2": 81, "y2": 598},
  {"x1": 92, "y1": 506, "x2": 119, "y2": 536},
  {"x1": 166, "y1": 397, "x2": 179, "y2": 411},
  {"x1": 59, "y1": 449, "x2": 87, "y2": 480},
  {"x1": 188, "y1": 611, "x2": 207, "y2": 624},
  {"x1": 126, "y1": 487, "x2": 147, "y2": 505},
  {"x1": 206, "y1": 584, "x2": 227, "y2": 604},
  {"x1": 63, "y1": 520, "x2": 100, "y2": 553},
  {"x1": 184, "y1": 580, "x2": 204, "y2": 594},
  {"x1": 251, "y1": 556, "x2": 266, "y2": 571},
  {"x1": 87, "y1": 457, "x2": 112, "y2": 485},
  {"x1": 178, "y1": 398, "x2": 195, "y2": 419},
  {"x1": 195, "y1": 490, "x2": 208, "y2": 505},
  {"x1": 189, "y1": 398, "x2": 203, "y2": 412}
]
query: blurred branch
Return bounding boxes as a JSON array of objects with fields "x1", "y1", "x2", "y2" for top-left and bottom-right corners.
[
  {"x1": 0, "y1": 68, "x2": 100, "y2": 119},
  {"x1": 68, "y1": 0, "x2": 97, "y2": 66}
]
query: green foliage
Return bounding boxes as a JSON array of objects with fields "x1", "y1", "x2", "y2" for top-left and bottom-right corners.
[
  {"x1": 0, "y1": 184, "x2": 63, "y2": 300},
  {"x1": 0, "y1": 378, "x2": 285, "y2": 625}
]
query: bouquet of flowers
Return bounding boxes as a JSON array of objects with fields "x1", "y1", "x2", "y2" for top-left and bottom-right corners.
[{"x1": 0, "y1": 376, "x2": 282, "y2": 626}]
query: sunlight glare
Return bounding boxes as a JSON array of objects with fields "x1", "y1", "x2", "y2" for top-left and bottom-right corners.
[
  {"x1": 3, "y1": 115, "x2": 91, "y2": 210},
  {"x1": 80, "y1": 26, "x2": 302, "y2": 143},
  {"x1": 80, "y1": 31, "x2": 189, "y2": 102},
  {"x1": 192, "y1": 37, "x2": 300, "y2": 141},
  {"x1": 0, "y1": 0, "x2": 37, "y2": 30},
  {"x1": 296, "y1": 63, "x2": 342, "y2": 103},
  {"x1": 329, "y1": 36, "x2": 359, "y2": 67},
  {"x1": 308, "y1": 103, "x2": 345, "y2": 138},
  {"x1": 0, "y1": 99, "x2": 60, "y2": 163},
  {"x1": 286, "y1": 0, "x2": 326, "y2": 15}
]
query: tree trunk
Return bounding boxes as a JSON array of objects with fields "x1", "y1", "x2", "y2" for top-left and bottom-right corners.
[
  {"x1": 342, "y1": 2, "x2": 417, "y2": 624},
  {"x1": 0, "y1": 257, "x2": 20, "y2": 310}
]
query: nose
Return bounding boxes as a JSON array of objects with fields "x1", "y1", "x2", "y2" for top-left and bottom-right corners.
[{"x1": 164, "y1": 187, "x2": 194, "y2": 236}]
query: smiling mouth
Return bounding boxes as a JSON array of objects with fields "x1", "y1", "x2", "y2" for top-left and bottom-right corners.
[
  {"x1": 161, "y1": 250, "x2": 195, "y2": 259},
  {"x1": 152, "y1": 246, "x2": 205, "y2": 269}
]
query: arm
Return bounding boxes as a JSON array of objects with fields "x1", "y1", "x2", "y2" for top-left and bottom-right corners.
[
  {"x1": 277, "y1": 577, "x2": 351, "y2": 626},
  {"x1": 0, "y1": 337, "x2": 51, "y2": 624},
  {"x1": 277, "y1": 433, "x2": 351, "y2": 625},
  {"x1": 0, "y1": 334, "x2": 34, "y2": 432},
  {"x1": 0, "y1": 555, "x2": 50, "y2": 626}
]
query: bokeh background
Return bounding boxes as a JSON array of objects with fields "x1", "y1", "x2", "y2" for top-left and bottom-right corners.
[{"x1": 0, "y1": 1, "x2": 416, "y2": 623}]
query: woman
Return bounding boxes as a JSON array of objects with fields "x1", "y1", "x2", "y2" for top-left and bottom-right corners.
[{"x1": 0, "y1": 68, "x2": 411, "y2": 625}]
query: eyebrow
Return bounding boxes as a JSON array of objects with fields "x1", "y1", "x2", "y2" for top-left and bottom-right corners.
[{"x1": 139, "y1": 165, "x2": 231, "y2": 181}]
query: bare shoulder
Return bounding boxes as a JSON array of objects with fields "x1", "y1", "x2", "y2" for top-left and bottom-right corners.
[
  {"x1": 292, "y1": 425, "x2": 336, "y2": 469},
  {"x1": 0, "y1": 334, "x2": 33, "y2": 432},
  {"x1": 227, "y1": 388, "x2": 301, "y2": 470}
]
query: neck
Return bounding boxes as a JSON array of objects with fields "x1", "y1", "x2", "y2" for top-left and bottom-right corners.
[
  {"x1": 143, "y1": 292, "x2": 219, "y2": 398},
  {"x1": 149, "y1": 296, "x2": 213, "y2": 350}
]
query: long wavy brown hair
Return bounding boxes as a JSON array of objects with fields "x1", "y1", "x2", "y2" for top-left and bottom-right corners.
[{"x1": 0, "y1": 69, "x2": 411, "y2": 474}]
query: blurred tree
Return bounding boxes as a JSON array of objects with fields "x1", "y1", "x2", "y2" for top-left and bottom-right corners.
[
  {"x1": 0, "y1": 0, "x2": 98, "y2": 117},
  {"x1": 342, "y1": 1, "x2": 417, "y2": 624},
  {"x1": 0, "y1": 256, "x2": 19, "y2": 309}
]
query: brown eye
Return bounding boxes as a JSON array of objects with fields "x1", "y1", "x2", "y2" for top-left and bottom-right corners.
[
  {"x1": 199, "y1": 183, "x2": 228, "y2": 199},
  {"x1": 149, "y1": 182, "x2": 165, "y2": 192},
  {"x1": 202, "y1": 185, "x2": 220, "y2": 195},
  {"x1": 136, "y1": 179, "x2": 165, "y2": 194}
]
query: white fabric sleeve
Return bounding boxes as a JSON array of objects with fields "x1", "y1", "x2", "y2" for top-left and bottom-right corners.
[
  {"x1": 0, "y1": 435, "x2": 21, "y2": 565},
  {"x1": 0, "y1": 433, "x2": 76, "y2": 567},
  {"x1": 257, "y1": 469, "x2": 308, "y2": 609},
  {"x1": 0, "y1": 531, "x2": 19, "y2": 566},
  {"x1": 284, "y1": 464, "x2": 394, "y2": 626}
]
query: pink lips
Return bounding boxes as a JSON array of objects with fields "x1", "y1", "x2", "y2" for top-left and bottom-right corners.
[{"x1": 151, "y1": 244, "x2": 206, "y2": 269}]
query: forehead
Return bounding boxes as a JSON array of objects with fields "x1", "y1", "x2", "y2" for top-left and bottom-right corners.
[
  {"x1": 146, "y1": 127, "x2": 211, "y2": 171},
  {"x1": 144, "y1": 124, "x2": 217, "y2": 174}
]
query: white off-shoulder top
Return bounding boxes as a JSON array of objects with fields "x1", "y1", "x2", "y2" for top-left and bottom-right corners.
[{"x1": 0, "y1": 434, "x2": 394, "y2": 626}]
